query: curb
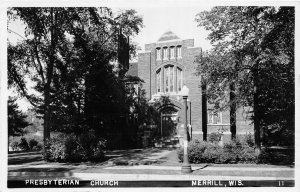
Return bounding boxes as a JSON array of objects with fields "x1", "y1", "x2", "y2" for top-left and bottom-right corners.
[{"x1": 8, "y1": 172, "x2": 73, "y2": 177}]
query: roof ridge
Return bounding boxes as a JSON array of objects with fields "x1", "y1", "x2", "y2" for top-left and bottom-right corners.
[{"x1": 157, "y1": 31, "x2": 180, "y2": 42}]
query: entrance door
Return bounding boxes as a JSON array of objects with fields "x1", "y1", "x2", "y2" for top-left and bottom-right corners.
[{"x1": 161, "y1": 113, "x2": 178, "y2": 137}]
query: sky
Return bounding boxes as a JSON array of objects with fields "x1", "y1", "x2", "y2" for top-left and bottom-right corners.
[
  {"x1": 7, "y1": 5, "x2": 214, "y2": 111},
  {"x1": 127, "y1": 6, "x2": 213, "y2": 52}
]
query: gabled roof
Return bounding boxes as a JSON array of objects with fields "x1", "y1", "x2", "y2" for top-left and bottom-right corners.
[{"x1": 157, "y1": 31, "x2": 180, "y2": 42}]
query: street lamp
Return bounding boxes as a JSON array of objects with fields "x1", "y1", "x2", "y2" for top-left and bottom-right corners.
[{"x1": 181, "y1": 85, "x2": 192, "y2": 173}]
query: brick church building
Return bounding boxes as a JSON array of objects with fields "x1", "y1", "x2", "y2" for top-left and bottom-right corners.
[{"x1": 128, "y1": 31, "x2": 253, "y2": 142}]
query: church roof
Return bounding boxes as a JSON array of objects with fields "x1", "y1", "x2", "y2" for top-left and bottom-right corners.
[{"x1": 157, "y1": 31, "x2": 180, "y2": 42}]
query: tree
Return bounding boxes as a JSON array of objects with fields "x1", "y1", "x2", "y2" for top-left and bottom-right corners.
[
  {"x1": 8, "y1": 96, "x2": 30, "y2": 137},
  {"x1": 196, "y1": 7, "x2": 294, "y2": 150},
  {"x1": 8, "y1": 7, "x2": 143, "y2": 149},
  {"x1": 196, "y1": 51, "x2": 240, "y2": 140}
]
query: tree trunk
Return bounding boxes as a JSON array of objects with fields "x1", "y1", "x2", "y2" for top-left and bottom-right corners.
[
  {"x1": 253, "y1": 68, "x2": 261, "y2": 154},
  {"x1": 43, "y1": 8, "x2": 56, "y2": 150},
  {"x1": 229, "y1": 82, "x2": 236, "y2": 140},
  {"x1": 201, "y1": 80, "x2": 207, "y2": 141}
]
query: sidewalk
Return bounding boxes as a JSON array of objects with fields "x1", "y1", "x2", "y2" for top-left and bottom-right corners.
[{"x1": 8, "y1": 148, "x2": 295, "y2": 181}]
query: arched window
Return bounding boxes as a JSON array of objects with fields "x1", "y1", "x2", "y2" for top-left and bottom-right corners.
[
  {"x1": 156, "y1": 48, "x2": 161, "y2": 60},
  {"x1": 156, "y1": 69, "x2": 161, "y2": 93},
  {"x1": 156, "y1": 66, "x2": 183, "y2": 94},
  {"x1": 177, "y1": 67, "x2": 182, "y2": 92}
]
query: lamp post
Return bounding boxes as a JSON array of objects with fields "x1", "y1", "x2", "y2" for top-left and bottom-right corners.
[{"x1": 181, "y1": 85, "x2": 192, "y2": 173}]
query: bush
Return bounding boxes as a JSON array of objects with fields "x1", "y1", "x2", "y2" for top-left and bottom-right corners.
[
  {"x1": 44, "y1": 134, "x2": 67, "y2": 162},
  {"x1": 242, "y1": 133, "x2": 254, "y2": 147},
  {"x1": 11, "y1": 140, "x2": 19, "y2": 151},
  {"x1": 257, "y1": 148, "x2": 294, "y2": 165},
  {"x1": 43, "y1": 132, "x2": 106, "y2": 163},
  {"x1": 178, "y1": 140, "x2": 223, "y2": 163},
  {"x1": 208, "y1": 132, "x2": 222, "y2": 143},
  {"x1": 177, "y1": 139, "x2": 257, "y2": 164},
  {"x1": 9, "y1": 135, "x2": 43, "y2": 152},
  {"x1": 29, "y1": 139, "x2": 38, "y2": 150},
  {"x1": 239, "y1": 147, "x2": 256, "y2": 163},
  {"x1": 18, "y1": 137, "x2": 29, "y2": 151}
]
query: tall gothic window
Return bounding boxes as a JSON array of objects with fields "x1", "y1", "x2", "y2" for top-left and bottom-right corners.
[
  {"x1": 170, "y1": 66, "x2": 174, "y2": 92},
  {"x1": 177, "y1": 67, "x2": 182, "y2": 92},
  {"x1": 164, "y1": 66, "x2": 174, "y2": 92},
  {"x1": 156, "y1": 69, "x2": 161, "y2": 92}
]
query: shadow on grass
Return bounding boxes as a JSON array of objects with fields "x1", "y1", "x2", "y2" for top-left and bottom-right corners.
[
  {"x1": 8, "y1": 154, "x2": 44, "y2": 165},
  {"x1": 8, "y1": 167, "x2": 74, "y2": 173}
]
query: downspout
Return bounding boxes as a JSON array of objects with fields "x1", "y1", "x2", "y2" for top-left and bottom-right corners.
[{"x1": 190, "y1": 101, "x2": 192, "y2": 140}]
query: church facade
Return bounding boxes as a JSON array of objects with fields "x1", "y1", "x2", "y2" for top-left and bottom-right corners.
[{"x1": 128, "y1": 31, "x2": 253, "y2": 142}]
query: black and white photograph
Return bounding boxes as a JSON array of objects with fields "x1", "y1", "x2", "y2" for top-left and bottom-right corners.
[{"x1": 1, "y1": 0, "x2": 299, "y2": 191}]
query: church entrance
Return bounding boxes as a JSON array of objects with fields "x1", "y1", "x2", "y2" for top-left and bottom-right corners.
[{"x1": 160, "y1": 112, "x2": 178, "y2": 137}]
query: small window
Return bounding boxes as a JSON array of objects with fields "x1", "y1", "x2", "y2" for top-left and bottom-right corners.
[
  {"x1": 176, "y1": 46, "x2": 182, "y2": 58},
  {"x1": 156, "y1": 48, "x2": 161, "y2": 60},
  {"x1": 156, "y1": 69, "x2": 161, "y2": 93},
  {"x1": 163, "y1": 47, "x2": 168, "y2": 60},
  {"x1": 170, "y1": 46, "x2": 175, "y2": 59},
  {"x1": 177, "y1": 68, "x2": 182, "y2": 92},
  {"x1": 207, "y1": 111, "x2": 222, "y2": 124}
]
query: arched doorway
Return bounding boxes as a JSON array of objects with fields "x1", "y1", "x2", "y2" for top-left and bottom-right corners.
[
  {"x1": 158, "y1": 103, "x2": 181, "y2": 138},
  {"x1": 161, "y1": 111, "x2": 178, "y2": 137}
]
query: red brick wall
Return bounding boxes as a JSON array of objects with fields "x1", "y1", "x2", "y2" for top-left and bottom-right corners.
[{"x1": 134, "y1": 37, "x2": 253, "y2": 140}]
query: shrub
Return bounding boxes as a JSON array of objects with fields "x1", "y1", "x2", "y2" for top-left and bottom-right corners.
[
  {"x1": 208, "y1": 132, "x2": 222, "y2": 143},
  {"x1": 239, "y1": 147, "x2": 256, "y2": 163},
  {"x1": 241, "y1": 133, "x2": 254, "y2": 147},
  {"x1": 177, "y1": 139, "x2": 257, "y2": 164},
  {"x1": 202, "y1": 144, "x2": 223, "y2": 163},
  {"x1": 44, "y1": 134, "x2": 67, "y2": 162},
  {"x1": 18, "y1": 137, "x2": 29, "y2": 151},
  {"x1": 11, "y1": 140, "x2": 19, "y2": 151},
  {"x1": 177, "y1": 140, "x2": 222, "y2": 163},
  {"x1": 29, "y1": 139, "x2": 38, "y2": 150},
  {"x1": 257, "y1": 148, "x2": 294, "y2": 165},
  {"x1": 43, "y1": 132, "x2": 106, "y2": 163},
  {"x1": 36, "y1": 142, "x2": 43, "y2": 151}
]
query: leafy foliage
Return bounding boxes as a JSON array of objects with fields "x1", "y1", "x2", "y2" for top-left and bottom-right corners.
[
  {"x1": 18, "y1": 137, "x2": 30, "y2": 151},
  {"x1": 177, "y1": 139, "x2": 257, "y2": 164},
  {"x1": 9, "y1": 135, "x2": 43, "y2": 151},
  {"x1": 195, "y1": 7, "x2": 294, "y2": 147},
  {"x1": 43, "y1": 132, "x2": 106, "y2": 162},
  {"x1": 8, "y1": 7, "x2": 143, "y2": 148},
  {"x1": 8, "y1": 96, "x2": 30, "y2": 137}
]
